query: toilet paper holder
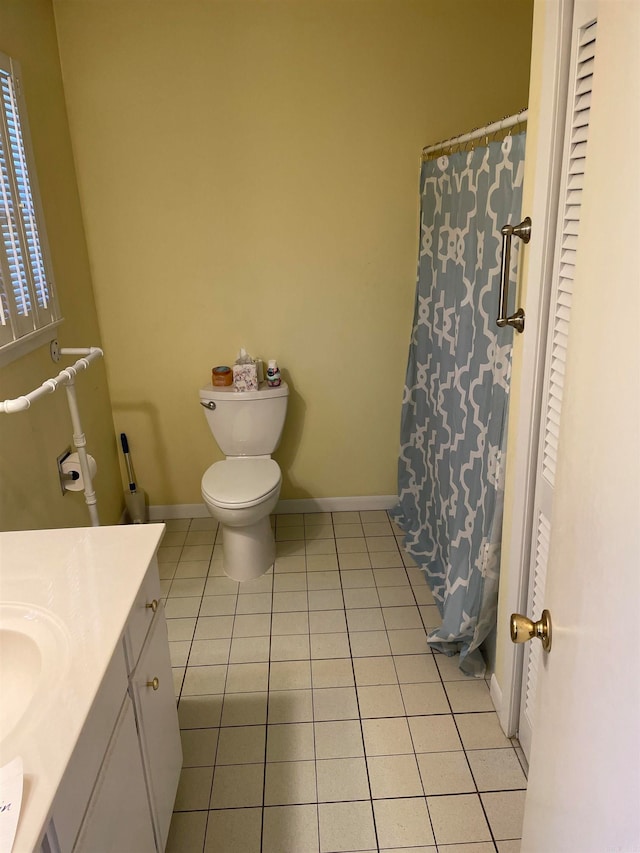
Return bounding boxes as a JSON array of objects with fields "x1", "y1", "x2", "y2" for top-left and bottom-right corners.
[{"x1": 57, "y1": 447, "x2": 97, "y2": 495}]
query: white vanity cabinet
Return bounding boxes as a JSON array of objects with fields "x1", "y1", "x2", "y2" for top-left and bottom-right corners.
[{"x1": 46, "y1": 555, "x2": 182, "y2": 853}]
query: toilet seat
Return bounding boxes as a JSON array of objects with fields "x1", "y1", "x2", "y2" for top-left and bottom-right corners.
[{"x1": 202, "y1": 458, "x2": 281, "y2": 509}]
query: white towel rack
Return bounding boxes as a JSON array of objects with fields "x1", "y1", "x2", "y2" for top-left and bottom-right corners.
[{"x1": 1, "y1": 345, "x2": 104, "y2": 526}]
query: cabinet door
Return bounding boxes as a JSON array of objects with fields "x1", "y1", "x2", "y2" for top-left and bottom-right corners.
[
  {"x1": 130, "y1": 608, "x2": 182, "y2": 851},
  {"x1": 73, "y1": 696, "x2": 155, "y2": 853}
]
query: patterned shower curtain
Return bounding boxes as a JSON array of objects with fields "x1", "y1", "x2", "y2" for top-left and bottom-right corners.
[{"x1": 393, "y1": 133, "x2": 526, "y2": 676}]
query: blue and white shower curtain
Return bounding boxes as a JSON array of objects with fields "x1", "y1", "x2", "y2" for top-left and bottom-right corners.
[{"x1": 393, "y1": 133, "x2": 526, "y2": 676}]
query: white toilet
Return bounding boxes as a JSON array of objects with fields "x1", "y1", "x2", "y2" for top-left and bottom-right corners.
[{"x1": 199, "y1": 380, "x2": 289, "y2": 582}]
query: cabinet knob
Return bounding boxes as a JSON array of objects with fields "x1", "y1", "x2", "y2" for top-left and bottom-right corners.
[
  {"x1": 146, "y1": 599, "x2": 158, "y2": 613},
  {"x1": 146, "y1": 677, "x2": 160, "y2": 690}
]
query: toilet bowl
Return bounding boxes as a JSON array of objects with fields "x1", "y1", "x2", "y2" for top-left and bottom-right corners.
[{"x1": 201, "y1": 457, "x2": 282, "y2": 582}]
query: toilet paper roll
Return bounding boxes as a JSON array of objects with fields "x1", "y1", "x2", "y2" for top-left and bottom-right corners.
[{"x1": 61, "y1": 452, "x2": 97, "y2": 491}]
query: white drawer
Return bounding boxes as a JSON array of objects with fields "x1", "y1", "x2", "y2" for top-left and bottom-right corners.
[{"x1": 123, "y1": 557, "x2": 161, "y2": 672}]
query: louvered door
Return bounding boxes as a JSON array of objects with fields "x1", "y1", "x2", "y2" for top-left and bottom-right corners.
[{"x1": 518, "y1": 11, "x2": 597, "y2": 762}]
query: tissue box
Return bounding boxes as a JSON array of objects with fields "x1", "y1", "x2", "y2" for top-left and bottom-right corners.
[{"x1": 232, "y1": 362, "x2": 258, "y2": 392}]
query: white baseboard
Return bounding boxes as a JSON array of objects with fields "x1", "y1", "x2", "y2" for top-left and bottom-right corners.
[
  {"x1": 490, "y1": 672, "x2": 503, "y2": 715},
  {"x1": 275, "y1": 495, "x2": 397, "y2": 514},
  {"x1": 148, "y1": 503, "x2": 211, "y2": 521},
  {"x1": 148, "y1": 495, "x2": 398, "y2": 521}
]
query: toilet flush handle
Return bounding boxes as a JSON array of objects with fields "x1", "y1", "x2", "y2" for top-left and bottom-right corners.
[{"x1": 200, "y1": 401, "x2": 216, "y2": 410}]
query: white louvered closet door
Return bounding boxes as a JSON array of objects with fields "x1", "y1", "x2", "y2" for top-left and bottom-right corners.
[{"x1": 518, "y1": 6, "x2": 597, "y2": 762}]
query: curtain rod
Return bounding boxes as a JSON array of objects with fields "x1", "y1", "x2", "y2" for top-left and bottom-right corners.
[{"x1": 422, "y1": 108, "x2": 528, "y2": 157}]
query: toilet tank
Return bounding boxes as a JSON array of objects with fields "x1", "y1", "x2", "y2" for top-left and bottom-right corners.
[{"x1": 199, "y1": 381, "x2": 289, "y2": 457}]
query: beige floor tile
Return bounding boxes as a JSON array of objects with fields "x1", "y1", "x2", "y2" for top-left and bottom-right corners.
[
  {"x1": 275, "y1": 541, "x2": 306, "y2": 558},
  {"x1": 481, "y1": 790, "x2": 527, "y2": 840},
  {"x1": 311, "y1": 657, "x2": 354, "y2": 688},
  {"x1": 235, "y1": 592, "x2": 273, "y2": 614},
  {"x1": 357, "y1": 684, "x2": 405, "y2": 718},
  {"x1": 220, "y1": 691, "x2": 268, "y2": 727},
  {"x1": 167, "y1": 617, "x2": 196, "y2": 642},
  {"x1": 439, "y1": 844, "x2": 496, "y2": 853},
  {"x1": 369, "y1": 550, "x2": 404, "y2": 568},
  {"x1": 270, "y1": 633, "x2": 310, "y2": 661},
  {"x1": 400, "y1": 681, "x2": 450, "y2": 715},
  {"x1": 275, "y1": 525, "x2": 305, "y2": 541},
  {"x1": 182, "y1": 664, "x2": 227, "y2": 696},
  {"x1": 313, "y1": 686, "x2": 359, "y2": 721},
  {"x1": 367, "y1": 536, "x2": 401, "y2": 552},
  {"x1": 362, "y1": 521, "x2": 393, "y2": 537},
  {"x1": 455, "y1": 712, "x2": 512, "y2": 750},
  {"x1": 362, "y1": 716, "x2": 413, "y2": 755},
  {"x1": 393, "y1": 653, "x2": 440, "y2": 683},
  {"x1": 232, "y1": 613, "x2": 271, "y2": 637},
  {"x1": 204, "y1": 807, "x2": 262, "y2": 853},
  {"x1": 268, "y1": 688, "x2": 314, "y2": 723},
  {"x1": 195, "y1": 615, "x2": 234, "y2": 639},
  {"x1": 417, "y1": 750, "x2": 475, "y2": 794},
  {"x1": 304, "y1": 523, "x2": 335, "y2": 540},
  {"x1": 435, "y1": 652, "x2": 472, "y2": 681},
  {"x1": 178, "y1": 694, "x2": 224, "y2": 729},
  {"x1": 265, "y1": 760, "x2": 317, "y2": 805},
  {"x1": 158, "y1": 546, "x2": 182, "y2": 564},
  {"x1": 306, "y1": 538, "x2": 338, "y2": 555},
  {"x1": 169, "y1": 641, "x2": 190, "y2": 667},
  {"x1": 382, "y1": 605, "x2": 423, "y2": 630},
  {"x1": 339, "y1": 553, "x2": 373, "y2": 570},
  {"x1": 199, "y1": 594, "x2": 236, "y2": 616},
  {"x1": 165, "y1": 596, "x2": 201, "y2": 619},
  {"x1": 273, "y1": 572, "x2": 307, "y2": 592},
  {"x1": 377, "y1": 586, "x2": 416, "y2": 607},
  {"x1": 159, "y1": 562, "x2": 177, "y2": 581},
  {"x1": 276, "y1": 513, "x2": 304, "y2": 527},
  {"x1": 307, "y1": 570, "x2": 341, "y2": 590},
  {"x1": 310, "y1": 632, "x2": 351, "y2": 659},
  {"x1": 163, "y1": 519, "x2": 191, "y2": 532},
  {"x1": 308, "y1": 589, "x2": 344, "y2": 610},
  {"x1": 185, "y1": 529, "x2": 216, "y2": 546},
  {"x1": 349, "y1": 630, "x2": 391, "y2": 657},
  {"x1": 309, "y1": 610, "x2": 347, "y2": 633},
  {"x1": 175, "y1": 560, "x2": 210, "y2": 579},
  {"x1": 343, "y1": 587, "x2": 381, "y2": 608},
  {"x1": 353, "y1": 655, "x2": 398, "y2": 686},
  {"x1": 373, "y1": 568, "x2": 410, "y2": 587},
  {"x1": 314, "y1": 719, "x2": 364, "y2": 759},
  {"x1": 467, "y1": 748, "x2": 528, "y2": 791},
  {"x1": 427, "y1": 794, "x2": 491, "y2": 845},
  {"x1": 272, "y1": 590, "x2": 308, "y2": 613},
  {"x1": 166, "y1": 811, "x2": 207, "y2": 853},
  {"x1": 336, "y1": 537, "x2": 368, "y2": 553},
  {"x1": 387, "y1": 628, "x2": 428, "y2": 655},
  {"x1": 271, "y1": 611, "x2": 309, "y2": 635},
  {"x1": 347, "y1": 608, "x2": 385, "y2": 632},
  {"x1": 189, "y1": 516, "x2": 218, "y2": 531},
  {"x1": 340, "y1": 568, "x2": 375, "y2": 588},
  {"x1": 360, "y1": 510, "x2": 389, "y2": 523},
  {"x1": 263, "y1": 804, "x2": 319, "y2": 853},
  {"x1": 319, "y1": 801, "x2": 376, "y2": 853},
  {"x1": 266, "y1": 721, "x2": 315, "y2": 761},
  {"x1": 180, "y1": 727, "x2": 219, "y2": 767},
  {"x1": 495, "y1": 841, "x2": 522, "y2": 853},
  {"x1": 225, "y1": 662, "x2": 269, "y2": 693},
  {"x1": 238, "y1": 573, "x2": 273, "y2": 595},
  {"x1": 172, "y1": 666, "x2": 185, "y2": 695},
  {"x1": 210, "y1": 763, "x2": 264, "y2": 808},
  {"x1": 204, "y1": 576, "x2": 240, "y2": 596},
  {"x1": 373, "y1": 797, "x2": 435, "y2": 849},
  {"x1": 269, "y1": 659, "x2": 312, "y2": 691},
  {"x1": 408, "y1": 714, "x2": 462, "y2": 753},
  {"x1": 304, "y1": 511, "x2": 332, "y2": 525},
  {"x1": 420, "y1": 604, "x2": 441, "y2": 628},
  {"x1": 274, "y1": 554, "x2": 306, "y2": 572},
  {"x1": 307, "y1": 554, "x2": 339, "y2": 572},
  {"x1": 413, "y1": 584, "x2": 436, "y2": 604},
  {"x1": 215, "y1": 724, "x2": 266, "y2": 765},
  {"x1": 317, "y1": 756, "x2": 370, "y2": 802},
  {"x1": 444, "y1": 680, "x2": 494, "y2": 713},
  {"x1": 367, "y1": 754, "x2": 423, "y2": 798},
  {"x1": 174, "y1": 765, "x2": 213, "y2": 810},
  {"x1": 334, "y1": 523, "x2": 365, "y2": 538},
  {"x1": 181, "y1": 544, "x2": 214, "y2": 562},
  {"x1": 189, "y1": 638, "x2": 230, "y2": 666},
  {"x1": 229, "y1": 635, "x2": 270, "y2": 663}
]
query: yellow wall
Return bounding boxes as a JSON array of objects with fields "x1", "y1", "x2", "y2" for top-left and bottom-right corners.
[
  {"x1": 0, "y1": 0, "x2": 122, "y2": 530},
  {"x1": 53, "y1": 0, "x2": 533, "y2": 505}
]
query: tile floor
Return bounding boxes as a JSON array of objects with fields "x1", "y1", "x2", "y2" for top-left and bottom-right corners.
[{"x1": 159, "y1": 511, "x2": 527, "y2": 853}]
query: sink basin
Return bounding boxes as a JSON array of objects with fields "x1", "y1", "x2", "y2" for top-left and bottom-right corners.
[{"x1": 0, "y1": 602, "x2": 70, "y2": 747}]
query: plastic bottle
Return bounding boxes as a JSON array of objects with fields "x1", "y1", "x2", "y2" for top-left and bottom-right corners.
[{"x1": 266, "y1": 360, "x2": 281, "y2": 387}]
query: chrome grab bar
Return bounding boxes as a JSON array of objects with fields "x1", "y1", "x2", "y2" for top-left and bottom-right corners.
[{"x1": 497, "y1": 216, "x2": 531, "y2": 334}]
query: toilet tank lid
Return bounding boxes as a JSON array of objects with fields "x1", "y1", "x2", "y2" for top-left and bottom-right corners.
[
  {"x1": 202, "y1": 458, "x2": 281, "y2": 506},
  {"x1": 200, "y1": 381, "x2": 288, "y2": 402}
]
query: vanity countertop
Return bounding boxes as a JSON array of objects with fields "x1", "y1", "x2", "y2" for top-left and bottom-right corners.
[{"x1": 0, "y1": 523, "x2": 166, "y2": 853}]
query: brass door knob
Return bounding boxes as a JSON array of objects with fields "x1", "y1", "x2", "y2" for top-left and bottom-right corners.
[
  {"x1": 146, "y1": 677, "x2": 160, "y2": 690},
  {"x1": 146, "y1": 599, "x2": 158, "y2": 612},
  {"x1": 510, "y1": 609, "x2": 552, "y2": 652}
]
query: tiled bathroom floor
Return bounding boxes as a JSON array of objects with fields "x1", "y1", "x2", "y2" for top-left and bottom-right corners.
[{"x1": 159, "y1": 511, "x2": 527, "y2": 853}]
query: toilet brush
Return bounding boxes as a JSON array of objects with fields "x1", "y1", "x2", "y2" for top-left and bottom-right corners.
[{"x1": 120, "y1": 432, "x2": 148, "y2": 524}]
